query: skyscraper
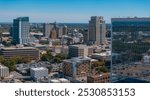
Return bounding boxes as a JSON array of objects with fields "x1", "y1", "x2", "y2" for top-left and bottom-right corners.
[
  {"x1": 111, "y1": 17, "x2": 150, "y2": 82},
  {"x1": 13, "y1": 17, "x2": 37, "y2": 45},
  {"x1": 88, "y1": 16, "x2": 106, "y2": 46},
  {"x1": 44, "y1": 23, "x2": 53, "y2": 38},
  {"x1": 13, "y1": 17, "x2": 30, "y2": 44},
  {"x1": 63, "y1": 25, "x2": 67, "y2": 35}
]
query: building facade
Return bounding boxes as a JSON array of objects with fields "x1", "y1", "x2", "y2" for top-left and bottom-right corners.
[
  {"x1": 111, "y1": 17, "x2": 150, "y2": 82},
  {"x1": 30, "y1": 67, "x2": 48, "y2": 80},
  {"x1": 63, "y1": 25, "x2": 67, "y2": 35},
  {"x1": 0, "y1": 65, "x2": 9, "y2": 78},
  {"x1": 62, "y1": 57, "x2": 91, "y2": 82},
  {"x1": 87, "y1": 73, "x2": 110, "y2": 83},
  {"x1": 13, "y1": 17, "x2": 37, "y2": 44},
  {"x1": 1, "y1": 47, "x2": 40, "y2": 60},
  {"x1": 69, "y1": 45, "x2": 94, "y2": 58},
  {"x1": 88, "y1": 16, "x2": 106, "y2": 46},
  {"x1": 44, "y1": 23, "x2": 53, "y2": 38}
]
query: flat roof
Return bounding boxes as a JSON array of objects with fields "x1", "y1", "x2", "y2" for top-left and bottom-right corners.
[
  {"x1": 2, "y1": 47, "x2": 37, "y2": 50},
  {"x1": 69, "y1": 45, "x2": 94, "y2": 48},
  {"x1": 0, "y1": 64, "x2": 8, "y2": 68},
  {"x1": 111, "y1": 17, "x2": 150, "y2": 22},
  {"x1": 31, "y1": 67, "x2": 47, "y2": 71},
  {"x1": 64, "y1": 56, "x2": 92, "y2": 63}
]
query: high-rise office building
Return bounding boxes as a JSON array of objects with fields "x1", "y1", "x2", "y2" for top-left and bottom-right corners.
[
  {"x1": 44, "y1": 23, "x2": 53, "y2": 38},
  {"x1": 13, "y1": 17, "x2": 37, "y2": 45},
  {"x1": 63, "y1": 25, "x2": 67, "y2": 35},
  {"x1": 88, "y1": 16, "x2": 106, "y2": 46},
  {"x1": 58, "y1": 25, "x2": 67, "y2": 37},
  {"x1": 111, "y1": 17, "x2": 150, "y2": 82}
]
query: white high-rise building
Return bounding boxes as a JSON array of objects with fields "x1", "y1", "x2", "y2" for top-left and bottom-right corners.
[{"x1": 44, "y1": 23, "x2": 53, "y2": 38}]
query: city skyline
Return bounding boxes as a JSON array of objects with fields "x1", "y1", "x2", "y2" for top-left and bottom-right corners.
[{"x1": 0, "y1": 0, "x2": 150, "y2": 23}]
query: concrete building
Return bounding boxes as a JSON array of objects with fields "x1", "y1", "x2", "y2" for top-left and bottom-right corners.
[
  {"x1": 82, "y1": 29, "x2": 88, "y2": 44},
  {"x1": 87, "y1": 73, "x2": 110, "y2": 83},
  {"x1": 62, "y1": 56, "x2": 92, "y2": 82},
  {"x1": 0, "y1": 65, "x2": 9, "y2": 78},
  {"x1": 1, "y1": 47, "x2": 40, "y2": 60},
  {"x1": 13, "y1": 17, "x2": 37, "y2": 44},
  {"x1": 30, "y1": 67, "x2": 48, "y2": 80},
  {"x1": 44, "y1": 23, "x2": 53, "y2": 38},
  {"x1": 49, "y1": 78, "x2": 70, "y2": 83},
  {"x1": 91, "y1": 51, "x2": 111, "y2": 61},
  {"x1": 88, "y1": 16, "x2": 106, "y2": 46},
  {"x1": 143, "y1": 55, "x2": 150, "y2": 64},
  {"x1": 63, "y1": 25, "x2": 67, "y2": 35},
  {"x1": 69, "y1": 45, "x2": 94, "y2": 58},
  {"x1": 50, "y1": 29, "x2": 58, "y2": 39}
]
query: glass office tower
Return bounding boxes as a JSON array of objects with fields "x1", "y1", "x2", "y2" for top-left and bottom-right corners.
[
  {"x1": 111, "y1": 18, "x2": 150, "y2": 83},
  {"x1": 13, "y1": 17, "x2": 37, "y2": 45}
]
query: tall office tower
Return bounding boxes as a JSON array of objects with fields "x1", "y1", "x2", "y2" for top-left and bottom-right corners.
[
  {"x1": 50, "y1": 29, "x2": 58, "y2": 39},
  {"x1": 88, "y1": 16, "x2": 106, "y2": 46},
  {"x1": 44, "y1": 23, "x2": 53, "y2": 38},
  {"x1": 13, "y1": 17, "x2": 31, "y2": 44},
  {"x1": 63, "y1": 25, "x2": 67, "y2": 35},
  {"x1": 59, "y1": 26, "x2": 63, "y2": 37},
  {"x1": 82, "y1": 29, "x2": 88, "y2": 44},
  {"x1": 111, "y1": 17, "x2": 150, "y2": 83}
]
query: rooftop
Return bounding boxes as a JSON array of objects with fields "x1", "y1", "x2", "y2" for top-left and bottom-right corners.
[
  {"x1": 31, "y1": 67, "x2": 48, "y2": 71},
  {"x1": 69, "y1": 45, "x2": 94, "y2": 48},
  {"x1": 0, "y1": 64, "x2": 8, "y2": 68},
  {"x1": 2, "y1": 47, "x2": 37, "y2": 50},
  {"x1": 64, "y1": 56, "x2": 92, "y2": 63},
  {"x1": 111, "y1": 17, "x2": 150, "y2": 22}
]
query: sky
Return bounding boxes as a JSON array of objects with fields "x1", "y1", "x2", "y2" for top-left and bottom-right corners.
[{"x1": 0, "y1": 0, "x2": 150, "y2": 23}]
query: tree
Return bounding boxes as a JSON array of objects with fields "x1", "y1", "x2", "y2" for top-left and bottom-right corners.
[
  {"x1": 53, "y1": 57, "x2": 61, "y2": 63},
  {"x1": 41, "y1": 50, "x2": 53, "y2": 61},
  {"x1": 0, "y1": 77, "x2": 4, "y2": 80},
  {"x1": 21, "y1": 56, "x2": 31, "y2": 63},
  {"x1": 100, "y1": 66, "x2": 109, "y2": 73},
  {"x1": 10, "y1": 56, "x2": 31, "y2": 64},
  {"x1": 47, "y1": 66, "x2": 53, "y2": 73},
  {"x1": 55, "y1": 53, "x2": 67, "y2": 60},
  {"x1": 0, "y1": 56, "x2": 4, "y2": 63},
  {"x1": 2, "y1": 58, "x2": 16, "y2": 72},
  {"x1": 91, "y1": 61, "x2": 104, "y2": 69}
]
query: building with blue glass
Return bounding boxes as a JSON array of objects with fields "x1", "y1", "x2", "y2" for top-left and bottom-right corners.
[
  {"x1": 13, "y1": 17, "x2": 37, "y2": 45},
  {"x1": 111, "y1": 17, "x2": 150, "y2": 83}
]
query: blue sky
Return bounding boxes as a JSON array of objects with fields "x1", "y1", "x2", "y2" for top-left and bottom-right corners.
[{"x1": 0, "y1": 0, "x2": 150, "y2": 23}]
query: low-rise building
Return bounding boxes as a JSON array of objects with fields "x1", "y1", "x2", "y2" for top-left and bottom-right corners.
[
  {"x1": 87, "y1": 73, "x2": 110, "y2": 83},
  {"x1": 30, "y1": 67, "x2": 48, "y2": 80},
  {"x1": 0, "y1": 47, "x2": 40, "y2": 60},
  {"x1": 69, "y1": 45, "x2": 94, "y2": 58},
  {"x1": 63, "y1": 56, "x2": 93, "y2": 82},
  {"x1": 91, "y1": 51, "x2": 111, "y2": 61},
  {"x1": 49, "y1": 78, "x2": 70, "y2": 83}
]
